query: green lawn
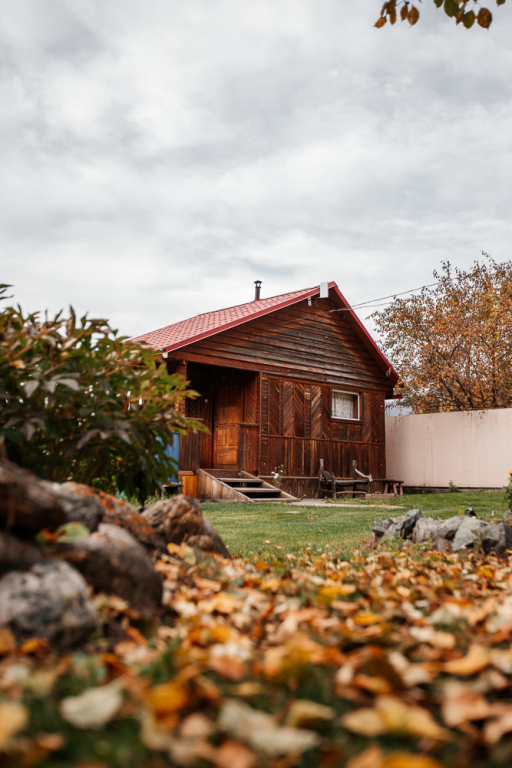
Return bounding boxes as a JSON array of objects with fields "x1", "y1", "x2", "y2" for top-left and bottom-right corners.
[{"x1": 202, "y1": 491, "x2": 508, "y2": 559}]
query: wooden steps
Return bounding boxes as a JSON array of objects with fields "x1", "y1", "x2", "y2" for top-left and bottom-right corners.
[{"x1": 196, "y1": 469, "x2": 299, "y2": 502}]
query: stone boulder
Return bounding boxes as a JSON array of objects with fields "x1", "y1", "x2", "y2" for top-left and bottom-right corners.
[
  {"x1": 45, "y1": 482, "x2": 104, "y2": 532},
  {"x1": 401, "y1": 509, "x2": 423, "y2": 538},
  {"x1": 0, "y1": 560, "x2": 97, "y2": 646},
  {"x1": 0, "y1": 531, "x2": 43, "y2": 574},
  {"x1": 482, "y1": 522, "x2": 512, "y2": 555},
  {"x1": 438, "y1": 516, "x2": 465, "y2": 541},
  {"x1": 61, "y1": 524, "x2": 163, "y2": 614},
  {"x1": 379, "y1": 516, "x2": 406, "y2": 540},
  {"x1": 0, "y1": 460, "x2": 67, "y2": 536},
  {"x1": 142, "y1": 495, "x2": 231, "y2": 559},
  {"x1": 61, "y1": 483, "x2": 165, "y2": 552},
  {"x1": 451, "y1": 517, "x2": 490, "y2": 552},
  {"x1": 412, "y1": 517, "x2": 443, "y2": 544}
]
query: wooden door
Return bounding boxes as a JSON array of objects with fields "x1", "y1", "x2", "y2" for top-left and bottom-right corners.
[{"x1": 213, "y1": 384, "x2": 241, "y2": 469}]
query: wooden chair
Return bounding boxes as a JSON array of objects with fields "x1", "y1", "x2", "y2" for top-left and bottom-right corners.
[{"x1": 317, "y1": 459, "x2": 372, "y2": 499}]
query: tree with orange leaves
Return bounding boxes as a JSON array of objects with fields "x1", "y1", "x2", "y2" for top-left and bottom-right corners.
[
  {"x1": 375, "y1": 1, "x2": 505, "y2": 30},
  {"x1": 372, "y1": 256, "x2": 512, "y2": 413}
]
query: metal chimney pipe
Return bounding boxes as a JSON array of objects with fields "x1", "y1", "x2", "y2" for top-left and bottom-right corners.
[{"x1": 254, "y1": 280, "x2": 262, "y2": 301}]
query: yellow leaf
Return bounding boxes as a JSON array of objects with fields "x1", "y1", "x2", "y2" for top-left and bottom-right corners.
[
  {"x1": 382, "y1": 754, "x2": 446, "y2": 768},
  {"x1": 317, "y1": 583, "x2": 356, "y2": 604},
  {"x1": 343, "y1": 697, "x2": 448, "y2": 741},
  {"x1": 146, "y1": 680, "x2": 189, "y2": 715},
  {"x1": 353, "y1": 611, "x2": 381, "y2": 626},
  {"x1": 0, "y1": 702, "x2": 27, "y2": 750},
  {"x1": 342, "y1": 707, "x2": 386, "y2": 737},
  {"x1": 285, "y1": 699, "x2": 335, "y2": 727},
  {"x1": 444, "y1": 644, "x2": 489, "y2": 676},
  {"x1": 260, "y1": 577, "x2": 281, "y2": 593},
  {"x1": 377, "y1": 696, "x2": 448, "y2": 741},
  {"x1": 347, "y1": 744, "x2": 383, "y2": 768}
]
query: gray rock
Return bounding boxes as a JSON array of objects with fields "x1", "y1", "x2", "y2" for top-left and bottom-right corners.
[
  {"x1": 412, "y1": 517, "x2": 443, "y2": 543},
  {"x1": 62, "y1": 524, "x2": 163, "y2": 614},
  {"x1": 381, "y1": 516, "x2": 406, "y2": 540},
  {"x1": 482, "y1": 522, "x2": 512, "y2": 555},
  {"x1": 45, "y1": 482, "x2": 104, "y2": 532},
  {"x1": 432, "y1": 537, "x2": 451, "y2": 552},
  {"x1": 0, "y1": 459, "x2": 67, "y2": 536},
  {"x1": 62, "y1": 482, "x2": 165, "y2": 552},
  {"x1": 452, "y1": 517, "x2": 490, "y2": 552},
  {"x1": 143, "y1": 495, "x2": 231, "y2": 558},
  {"x1": 0, "y1": 531, "x2": 43, "y2": 573},
  {"x1": 401, "y1": 509, "x2": 423, "y2": 539},
  {"x1": 372, "y1": 519, "x2": 387, "y2": 540},
  {"x1": 438, "y1": 516, "x2": 465, "y2": 540},
  {"x1": 0, "y1": 560, "x2": 97, "y2": 646}
]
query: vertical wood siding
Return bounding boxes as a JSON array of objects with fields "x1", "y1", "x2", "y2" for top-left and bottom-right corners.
[{"x1": 259, "y1": 373, "x2": 386, "y2": 482}]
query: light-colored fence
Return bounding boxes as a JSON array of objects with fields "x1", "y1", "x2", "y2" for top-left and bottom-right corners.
[{"x1": 385, "y1": 408, "x2": 512, "y2": 489}]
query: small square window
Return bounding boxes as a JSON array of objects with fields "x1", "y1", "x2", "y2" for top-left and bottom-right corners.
[{"x1": 332, "y1": 390, "x2": 359, "y2": 420}]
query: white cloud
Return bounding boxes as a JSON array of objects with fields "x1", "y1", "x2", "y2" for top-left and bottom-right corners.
[{"x1": 1, "y1": 0, "x2": 511, "y2": 342}]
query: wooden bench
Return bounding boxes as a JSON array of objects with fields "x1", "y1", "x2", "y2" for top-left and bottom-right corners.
[
  {"x1": 383, "y1": 479, "x2": 404, "y2": 496},
  {"x1": 317, "y1": 459, "x2": 373, "y2": 499}
]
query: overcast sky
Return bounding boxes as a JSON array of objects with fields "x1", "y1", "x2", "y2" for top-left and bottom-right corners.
[{"x1": 1, "y1": 0, "x2": 511, "y2": 341}]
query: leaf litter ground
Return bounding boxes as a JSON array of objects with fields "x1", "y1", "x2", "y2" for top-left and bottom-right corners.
[{"x1": 2, "y1": 495, "x2": 512, "y2": 768}]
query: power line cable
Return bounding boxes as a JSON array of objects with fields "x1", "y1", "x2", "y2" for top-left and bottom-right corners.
[{"x1": 329, "y1": 275, "x2": 461, "y2": 313}]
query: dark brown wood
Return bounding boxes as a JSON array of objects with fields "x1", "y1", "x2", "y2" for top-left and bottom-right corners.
[
  {"x1": 167, "y1": 299, "x2": 394, "y2": 393},
  {"x1": 239, "y1": 424, "x2": 259, "y2": 473},
  {"x1": 213, "y1": 383, "x2": 241, "y2": 469},
  {"x1": 168, "y1": 297, "x2": 389, "y2": 496}
]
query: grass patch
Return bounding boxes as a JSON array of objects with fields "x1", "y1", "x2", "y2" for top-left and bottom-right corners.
[{"x1": 202, "y1": 491, "x2": 508, "y2": 559}]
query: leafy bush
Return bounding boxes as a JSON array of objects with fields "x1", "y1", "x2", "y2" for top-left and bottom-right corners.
[
  {"x1": 447, "y1": 480, "x2": 461, "y2": 493},
  {"x1": 0, "y1": 285, "x2": 203, "y2": 502},
  {"x1": 506, "y1": 473, "x2": 512, "y2": 510}
]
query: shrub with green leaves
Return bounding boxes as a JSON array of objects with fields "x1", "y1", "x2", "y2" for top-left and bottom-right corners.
[
  {"x1": 506, "y1": 474, "x2": 512, "y2": 511},
  {"x1": 0, "y1": 284, "x2": 203, "y2": 502}
]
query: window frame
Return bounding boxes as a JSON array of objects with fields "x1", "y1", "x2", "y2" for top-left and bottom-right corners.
[{"x1": 331, "y1": 388, "x2": 360, "y2": 422}]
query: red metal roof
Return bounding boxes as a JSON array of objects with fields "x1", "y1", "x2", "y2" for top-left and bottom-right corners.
[{"x1": 130, "y1": 282, "x2": 399, "y2": 386}]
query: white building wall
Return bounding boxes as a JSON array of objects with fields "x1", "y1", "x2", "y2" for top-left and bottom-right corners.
[{"x1": 385, "y1": 409, "x2": 512, "y2": 488}]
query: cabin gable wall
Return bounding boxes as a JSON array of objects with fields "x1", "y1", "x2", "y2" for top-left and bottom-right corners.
[
  {"x1": 170, "y1": 297, "x2": 392, "y2": 393},
  {"x1": 171, "y1": 298, "x2": 390, "y2": 492}
]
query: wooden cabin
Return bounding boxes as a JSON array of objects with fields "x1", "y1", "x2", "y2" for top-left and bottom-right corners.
[{"x1": 131, "y1": 281, "x2": 400, "y2": 500}]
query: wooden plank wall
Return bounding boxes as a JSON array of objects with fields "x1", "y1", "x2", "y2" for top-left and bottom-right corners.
[
  {"x1": 168, "y1": 297, "x2": 393, "y2": 392},
  {"x1": 260, "y1": 374, "x2": 386, "y2": 497}
]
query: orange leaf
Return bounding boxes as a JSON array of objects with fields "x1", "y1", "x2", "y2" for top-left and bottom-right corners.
[
  {"x1": 20, "y1": 638, "x2": 50, "y2": 655},
  {"x1": 375, "y1": 17, "x2": 387, "y2": 27},
  {"x1": 215, "y1": 740, "x2": 257, "y2": 768},
  {"x1": 146, "y1": 681, "x2": 189, "y2": 715},
  {"x1": 0, "y1": 626, "x2": 16, "y2": 655},
  {"x1": 444, "y1": 644, "x2": 489, "y2": 676},
  {"x1": 408, "y1": 6, "x2": 420, "y2": 25},
  {"x1": 477, "y1": 7, "x2": 492, "y2": 28},
  {"x1": 209, "y1": 656, "x2": 247, "y2": 681}
]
